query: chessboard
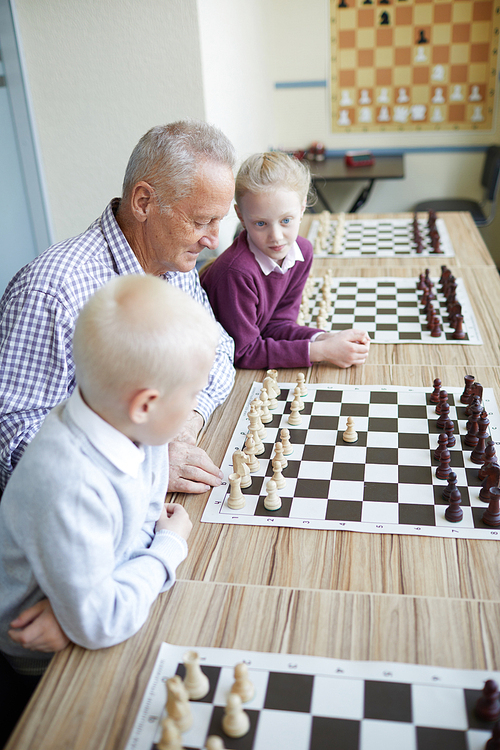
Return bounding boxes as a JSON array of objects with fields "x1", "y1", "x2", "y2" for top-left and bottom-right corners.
[
  {"x1": 299, "y1": 271, "x2": 482, "y2": 345},
  {"x1": 200, "y1": 379, "x2": 500, "y2": 541},
  {"x1": 330, "y1": 0, "x2": 500, "y2": 134},
  {"x1": 307, "y1": 212, "x2": 455, "y2": 258},
  {"x1": 125, "y1": 642, "x2": 500, "y2": 750}
]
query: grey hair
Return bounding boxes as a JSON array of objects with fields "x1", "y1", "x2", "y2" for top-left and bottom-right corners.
[
  {"x1": 235, "y1": 152, "x2": 315, "y2": 206},
  {"x1": 73, "y1": 275, "x2": 219, "y2": 409},
  {"x1": 122, "y1": 120, "x2": 236, "y2": 208}
]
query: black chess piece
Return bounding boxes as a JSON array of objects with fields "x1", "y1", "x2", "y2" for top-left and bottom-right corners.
[
  {"x1": 442, "y1": 471, "x2": 458, "y2": 502},
  {"x1": 430, "y1": 378, "x2": 442, "y2": 403},
  {"x1": 461, "y1": 374, "x2": 475, "y2": 404},
  {"x1": 445, "y1": 487, "x2": 463, "y2": 523},
  {"x1": 380, "y1": 11, "x2": 390, "y2": 24},
  {"x1": 444, "y1": 418, "x2": 456, "y2": 448},
  {"x1": 486, "y1": 720, "x2": 500, "y2": 750},
  {"x1": 434, "y1": 433, "x2": 448, "y2": 461},
  {"x1": 482, "y1": 487, "x2": 500, "y2": 527},
  {"x1": 475, "y1": 680, "x2": 500, "y2": 722},
  {"x1": 470, "y1": 411, "x2": 490, "y2": 465},
  {"x1": 436, "y1": 448, "x2": 451, "y2": 480}
]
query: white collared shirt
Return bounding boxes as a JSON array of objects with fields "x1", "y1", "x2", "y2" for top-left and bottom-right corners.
[
  {"x1": 66, "y1": 387, "x2": 146, "y2": 479},
  {"x1": 247, "y1": 236, "x2": 305, "y2": 276}
]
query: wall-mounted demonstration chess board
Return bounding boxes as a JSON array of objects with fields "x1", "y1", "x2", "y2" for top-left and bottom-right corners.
[
  {"x1": 201, "y1": 380, "x2": 500, "y2": 541},
  {"x1": 125, "y1": 642, "x2": 500, "y2": 750},
  {"x1": 307, "y1": 213, "x2": 454, "y2": 258},
  {"x1": 299, "y1": 272, "x2": 482, "y2": 345},
  {"x1": 330, "y1": 0, "x2": 500, "y2": 133}
]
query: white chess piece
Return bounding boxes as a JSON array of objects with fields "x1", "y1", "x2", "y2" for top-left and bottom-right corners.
[
  {"x1": 288, "y1": 399, "x2": 302, "y2": 425},
  {"x1": 280, "y1": 428, "x2": 293, "y2": 456},
  {"x1": 469, "y1": 85, "x2": 482, "y2": 102},
  {"x1": 243, "y1": 435, "x2": 260, "y2": 472},
  {"x1": 183, "y1": 650, "x2": 210, "y2": 700},
  {"x1": 232, "y1": 450, "x2": 251, "y2": 489},
  {"x1": 227, "y1": 473, "x2": 246, "y2": 510},
  {"x1": 157, "y1": 717, "x2": 183, "y2": 750},
  {"x1": 222, "y1": 693, "x2": 251, "y2": 738},
  {"x1": 264, "y1": 479, "x2": 282, "y2": 511},
  {"x1": 296, "y1": 372, "x2": 307, "y2": 397},
  {"x1": 230, "y1": 662, "x2": 255, "y2": 703},
  {"x1": 206, "y1": 738, "x2": 226, "y2": 750},
  {"x1": 165, "y1": 675, "x2": 192, "y2": 733},
  {"x1": 272, "y1": 459, "x2": 286, "y2": 490},
  {"x1": 343, "y1": 416, "x2": 358, "y2": 443},
  {"x1": 273, "y1": 442, "x2": 288, "y2": 469}
]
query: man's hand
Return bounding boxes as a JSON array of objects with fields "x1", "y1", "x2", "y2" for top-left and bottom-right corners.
[
  {"x1": 310, "y1": 329, "x2": 371, "y2": 368},
  {"x1": 173, "y1": 410, "x2": 204, "y2": 446},
  {"x1": 8, "y1": 600, "x2": 70, "y2": 653},
  {"x1": 168, "y1": 440, "x2": 223, "y2": 493}
]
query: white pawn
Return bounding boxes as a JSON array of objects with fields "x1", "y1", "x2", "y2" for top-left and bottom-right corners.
[
  {"x1": 288, "y1": 399, "x2": 302, "y2": 425},
  {"x1": 243, "y1": 435, "x2": 260, "y2": 472},
  {"x1": 297, "y1": 373, "x2": 307, "y2": 397},
  {"x1": 259, "y1": 389, "x2": 273, "y2": 423},
  {"x1": 280, "y1": 428, "x2": 293, "y2": 456},
  {"x1": 206, "y1": 738, "x2": 226, "y2": 750},
  {"x1": 222, "y1": 693, "x2": 250, "y2": 738},
  {"x1": 157, "y1": 717, "x2": 184, "y2": 750},
  {"x1": 230, "y1": 662, "x2": 255, "y2": 703},
  {"x1": 165, "y1": 675, "x2": 192, "y2": 733},
  {"x1": 272, "y1": 459, "x2": 286, "y2": 490},
  {"x1": 232, "y1": 450, "x2": 251, "y2": 489},
  {"x1": 227, "y1": 473, "x2": 245, "y2": 510},
  {"x1": 183, "y1": 650, "x2": 210, "y2": 700},
  {"x1": 293, "y1": 386, "x2": 304, "y2": 411},
  {"x1": 264, "y1": 479, "x2": 282, "y2": 511},
  {"x1": 273, "y1": 441, "x2": 288, "y2": 469},
  {"x1": 343, "y1": 416, "x2": 358, "y2": 443}
]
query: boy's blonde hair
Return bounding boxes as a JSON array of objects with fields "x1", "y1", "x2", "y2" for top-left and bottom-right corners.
[
  {"x1": 73, "y1": 275, "x2": 219, "y2": 409},
  {"x1": 235, "y1": 152, "x2": 313, "y2": 205}
]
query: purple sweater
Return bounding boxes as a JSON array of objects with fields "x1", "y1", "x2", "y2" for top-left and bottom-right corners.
[{"x1": 201, "y1": 231, "x2": 318, "y2": 369}]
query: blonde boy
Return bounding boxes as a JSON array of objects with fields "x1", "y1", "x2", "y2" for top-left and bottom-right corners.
[{"x1": 0, "y1": 276, "x2": 218, "y2": 680}]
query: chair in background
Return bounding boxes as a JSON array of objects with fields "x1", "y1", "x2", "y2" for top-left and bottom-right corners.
[{"x1": 414, "y1": 145, "x2": 500, "y2": 227}]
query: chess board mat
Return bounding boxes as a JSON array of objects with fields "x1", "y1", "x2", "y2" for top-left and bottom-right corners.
[
  {"x1": 301, "y1": 275, "x2": 482, "y2": 345},
  {"x1": 125, "y1": 642, "x2": 500, "y2": 750},
  {"x1": 201, "y1": 382, "x2": 500, "y2": 541},
  {"x1": 330, "y1": 0, "x2": 500, "y2": 133},
  {"x1": 306, "y1": 216, "x2": 455, "y2": 258}
]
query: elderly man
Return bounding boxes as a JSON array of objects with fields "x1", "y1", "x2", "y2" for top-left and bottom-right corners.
[{"x1": 0, "y1": 120, "x2": 236, "y2": 495}]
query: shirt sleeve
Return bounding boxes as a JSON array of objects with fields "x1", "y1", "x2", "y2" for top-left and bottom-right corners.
[
  {"x1": 166, "y1": 270, "x2": 235, "y2": 421},
  {"x1": 7, "y1": 471, "x2": 187, "y2": 650},
  {"x1": 0, "y1": 290, "x2": 76, "y2": 491}
]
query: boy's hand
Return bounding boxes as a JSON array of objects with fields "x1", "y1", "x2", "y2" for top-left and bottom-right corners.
[
  {"x1": 310, "y1": 329, "x2": 371, "y2": 368},
  {"x1": 156, "y1": 502, "x2": 193, "y2": 541},
  {"x1": 8, "y1": 599, "x2": 70, "y2": 653}
]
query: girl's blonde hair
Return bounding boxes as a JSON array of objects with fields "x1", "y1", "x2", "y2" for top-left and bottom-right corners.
[{"x1": 235, "y1": 152, "x2": 314, "y2": 205}]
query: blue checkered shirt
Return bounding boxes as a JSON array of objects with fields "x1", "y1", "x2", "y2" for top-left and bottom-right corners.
[{"x1": 0, "y1": 200, "x2": 235, "y2": 491}]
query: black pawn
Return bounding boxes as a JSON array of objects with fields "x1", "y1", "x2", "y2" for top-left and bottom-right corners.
[
  {"x1": 430, "y1": 378, "x2": 442, "y2": 403},
  {"x1": 479, "y1": 466, "x2": 500, "y2": 502},
  {"x1": 486, "y1": 721, "x2": 500, "y2": 750},
  {"x1": 436, "y1": 396, "x2": 450, "y2": 430},
  {"x1": 461, "y1": 374, "x2": 475, "y2": 404},
  {"x1": 434, "y1": 433, "x2": 448, "y2": 461},
  {"x1": 452, "y1": 314, "x2": 465, "y2": 339},
  {"x1": 445, "y1": 487, "x2": 463, "y2": 523},
  {"x1": 476, "y1": 680, "x2": 500, "y2": 722},
  {"x1": 482, "y1": 487, "x2": 500, "y2": 527},
  {"x1": 442, "y1": 471, "x2": 458, "y2": 502},
  {"x1": 436, "y1": 389, "x2": 448, "y2": 415},
  {"x1": 464, "y1": 400, "x2": 481, "y2": 448},
  {"x1": 444, "y1": 418, "x2": 456, "y2": 448},
  {"x1": 436, "y1": 448, "x2": 451, "y2": 480}
]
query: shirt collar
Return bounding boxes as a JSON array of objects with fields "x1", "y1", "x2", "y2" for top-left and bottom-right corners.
[
  {"x1": 97, "y1": 199, "x2": 147, "y2": 277},
  {"x1": 66, "y1": 387, "x2": 146, "y2": 478},
  {"x1": 247, "y1": 235, "x2": 304, "y2": 276}
]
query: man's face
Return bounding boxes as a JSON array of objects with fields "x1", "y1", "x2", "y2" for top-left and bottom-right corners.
[{"x1": 145, "y1": 162, "x2": 234, "y2": 275}]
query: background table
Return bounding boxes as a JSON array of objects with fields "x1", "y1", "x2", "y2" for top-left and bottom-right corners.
[
  {"x1": 309, "y1": 155, "x2": 405, "y2": 213},
  {"x1": 6, "y1": 212, "x2": 500, "y2": 750}
]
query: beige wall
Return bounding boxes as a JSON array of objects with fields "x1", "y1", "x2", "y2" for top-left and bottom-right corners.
[
  {"x1": 15, "y1": 0, "x2": 205, "y2": 241},
  {"x1": 13, "y1": 0, "x2": 500, "y2": 263}
]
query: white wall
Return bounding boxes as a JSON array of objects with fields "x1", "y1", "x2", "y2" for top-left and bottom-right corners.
[{"x1": 14, "y1": 0, "x2": 205, "y2": 242}]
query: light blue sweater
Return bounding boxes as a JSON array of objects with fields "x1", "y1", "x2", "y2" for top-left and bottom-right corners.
[{"x1": 0, "y1": 389, "x2": 187, "y2": 672}]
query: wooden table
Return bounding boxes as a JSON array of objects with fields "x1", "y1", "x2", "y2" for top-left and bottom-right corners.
[{"x1": 7, "y1": 213, "x2": 500, "y2": 750}]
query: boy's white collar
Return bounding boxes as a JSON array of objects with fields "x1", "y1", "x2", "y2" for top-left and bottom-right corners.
[{"x1": 66, "y1": 387, "x2": 146, "y2": 478}]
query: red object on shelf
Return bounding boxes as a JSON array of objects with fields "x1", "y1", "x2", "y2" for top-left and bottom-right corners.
[{"x1": 345, "y1": 150, "x2": 375, "y2": 167}]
